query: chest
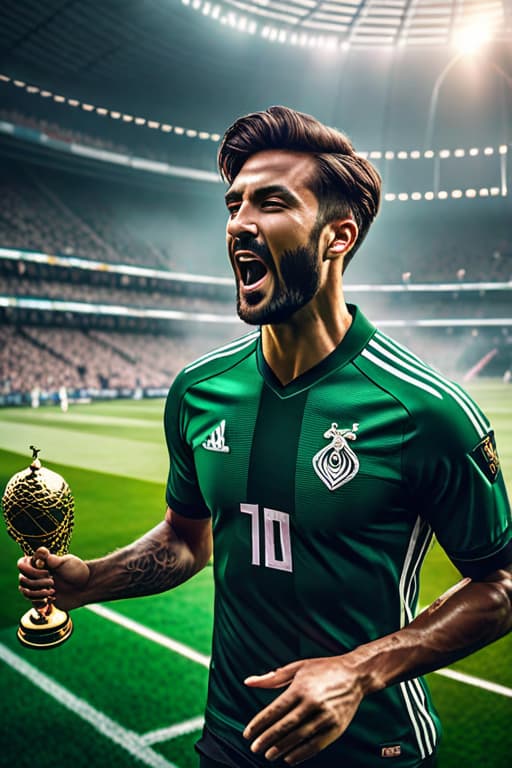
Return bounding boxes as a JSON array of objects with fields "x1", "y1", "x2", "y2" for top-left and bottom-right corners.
[{"x1": 184, "y1": 370, "x2": 410, "y2": 535}]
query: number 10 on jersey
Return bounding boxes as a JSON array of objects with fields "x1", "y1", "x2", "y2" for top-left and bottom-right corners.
[{"x1": 241, "y1": 503, "x2": 293, "y2": 573}]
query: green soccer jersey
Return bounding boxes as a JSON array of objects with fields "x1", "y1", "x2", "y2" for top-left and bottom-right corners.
[{"x1": 164, "y1": 305, "x2": 512, "y2": 768}]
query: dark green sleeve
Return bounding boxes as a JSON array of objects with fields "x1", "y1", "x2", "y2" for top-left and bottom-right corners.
[
  {"x1": 404, "y1": 402, "x2": 512, "y2": 578},
  {"x1": 163, "y1": 374, "x2": 211, "y2": 519}
]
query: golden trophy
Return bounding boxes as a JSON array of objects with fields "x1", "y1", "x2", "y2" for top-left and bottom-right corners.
[{"x1": 2, "y1": 446, "x2": 74, "y2": 648}]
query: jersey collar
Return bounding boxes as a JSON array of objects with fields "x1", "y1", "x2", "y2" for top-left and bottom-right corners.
[{"x1": 256, "y1": 304, "x2": 376, "y2": 398}]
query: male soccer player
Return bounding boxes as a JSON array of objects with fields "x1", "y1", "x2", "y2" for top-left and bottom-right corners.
[{"x1": 18, "y1": 106, "x2": 512, "y2": 768}]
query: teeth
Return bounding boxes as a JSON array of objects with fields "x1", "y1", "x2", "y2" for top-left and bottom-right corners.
[{"x1": 237, "y1": 257, "x2": 267, "y2": 286}]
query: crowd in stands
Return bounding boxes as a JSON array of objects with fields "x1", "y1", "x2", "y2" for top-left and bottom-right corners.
[
  {"x1": 0, "y1": 275, "x2": 234, "y2": 314},
  {"x1": 0, "y1": 325, "x2": 220, "y2": 397},
  {"x1": 1, "y1": 321, "x2": 508, "y2": 399},
  {"x1": 0, "y1": 138, "x2": 510, "y2": 400},
  {"x1": 0, "y1": 107, "x2": 218, "y2": 172}
]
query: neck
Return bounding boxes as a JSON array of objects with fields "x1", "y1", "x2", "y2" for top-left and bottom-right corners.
[{"x1": 261, "y1": 291, "x2": 352, "y2": 386}]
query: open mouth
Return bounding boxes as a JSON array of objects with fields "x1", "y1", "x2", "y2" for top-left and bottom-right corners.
[{"x1": 236, "y1": 253, "x2": 269, "y2": 289}]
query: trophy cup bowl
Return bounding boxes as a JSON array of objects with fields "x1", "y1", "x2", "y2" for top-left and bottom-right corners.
[{"x1": 2, "y1": 446, "x2": 75, "y2": 649}]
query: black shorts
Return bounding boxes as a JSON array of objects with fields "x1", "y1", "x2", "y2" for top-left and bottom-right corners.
[{"x1": 196, "y1": 727, "x2": 438, "y2": 768}]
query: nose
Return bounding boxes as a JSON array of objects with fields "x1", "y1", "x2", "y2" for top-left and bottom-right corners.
[{"x1": 226, "y1": 204, "x2": 258, "y2": 240}]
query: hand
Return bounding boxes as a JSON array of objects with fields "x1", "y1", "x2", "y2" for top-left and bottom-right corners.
[
  {"x1": 243, "y1": 656, "x2": 365, "y2": 765},
  {"x1": 18, "y1": 547, "x2": 90, "y2": 612}
]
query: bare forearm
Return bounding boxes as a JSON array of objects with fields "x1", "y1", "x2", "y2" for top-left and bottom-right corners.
[
  {"x1": 79, "y1": 520, "x2": 203, "y2": 606},
  {"x1": 352, "y1": 567, "x2": 512, "y2": 696}
]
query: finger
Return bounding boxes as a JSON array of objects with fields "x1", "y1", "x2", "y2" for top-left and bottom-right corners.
[
  {"x1": 19, "y1": 584, "x2": 55, "y2": 601},
  {"x1": 249, "y1": 703, "x2": 313, "y2": 756},
  {"x1": 19, "y1": 573, "x2": 55, "y2": 590},
  {"x1": 17, "y1": 557, "x2": 50, "y2": 578},
  {"x1": 244, "y1": 693, "x2": 298, "y2": 743},
  {"x1": 244, "y1": 660, "x2": 303, "y2": 689},
  {"x1": 281, "y1": 727, "x2": 338, "y2": 766},
  {"x1": 262, "y1": 711, "x2": 334, "y2": 762}
]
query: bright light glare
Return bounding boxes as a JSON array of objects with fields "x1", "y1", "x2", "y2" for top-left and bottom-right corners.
[{"x1": 454, "y1": 23, "x2": 492, "y2": 54}]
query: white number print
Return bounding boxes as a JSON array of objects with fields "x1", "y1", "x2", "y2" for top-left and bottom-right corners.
[{"x1": 240, "y1": 504, "x2": 293, "y2": 573}]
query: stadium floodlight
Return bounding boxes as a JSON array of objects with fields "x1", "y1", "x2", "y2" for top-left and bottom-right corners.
[
  {"x1": 454, "y1": 149, "x2": 465, "y2": 157},
  {"x1": 0, "y1": 74, "x2": 11, "y2": 82},
  {"x1": 384, "y1": 193, "x2": 396, "y2": 201},
  {"x1": 135, "y1": 117, "x2": 146, "y2": 125},
  {"x1": 490, "y1": 187, "x2": 500, "y2": 196},
  {"x1": 122, "y1": 114, "x2": 134, "y2": 122},
  {"x1": 411, "y1": 192, "x2": 422, "y2": 201},
  {"x1": 148, "y1": 120, "x2": 160, "y2": 129},
  {"x1": 499, "y1": 145, "x2": 508, "y2": 154},
  {"x1": 410, "y1": 151, "x2": 421, "y2": 159},
  {"x1": 397, "y1": 151, "x2": 408, "y2": 159},
  {"x1": 484, "y1": 147, "x2": 494, "y2": 155},
  {"x1": 465, "y1": 189, "x2": 477, "y2": 198},
  {"x1": 27, "y1": 86, "x2": 40, "y2": 94},
  {"x1": 438, "y1": 191, "x2": 448, "y2": 199},
  {"x1": 469, "y1": 147, "x2": 479, "y2": 156},
  {"x1": 13, "y1": 80, "x2": 26, "y2": 87},
  {"x1": 398, "y1": 193, "x2": 409, "y2": 201},
  {"x1": 451, "y1": 190, "x2": 463, "y2": 198},
  {"x1": 385, "y1": 151, "x2": 395, "y2": 160},
  {"x1": 68, "y1": 99, "x2": 80, "y2": 107},
  {"x1": 369, "y1": 151, "x2": 382, "y2": 159},
  {"x1": 424, "y1": 192, "x2": 435, "y2": 200},
  {"x1": 211, "y1": 133, "x2": 221, "y2": 141},
  {"x1": 424, "y1": 150, "x2": 434, "y2": 159},
  {"x1": 96, "y1": 107, "x2": 108, "y2": 115},
  {"x1": 82, "y1": 103, "x2": 94, "y2": 111},
  {"x1": 439, "y1": 149, "x2": 451, "y2": 158},
  {"x1": 53, "y1": 95, "x2": 66, "y2": 103},
  {"x1": 453, "y1": 23, "x2": 492, "y2": 55},
  {"x1": 110, "y1": 111, "x2": 121, "y2": 119},
  {"x1": 174, "y1": 126, "x2": 185, "y2": 134},
  {"x1": 161, "y1": 124, "x2": 173, "y2": 132},
  {"x1": 40, "y1": 90, "x2": 52, "y2": 98},
  {"x1": 479, "y1": 188, "x2": 489, "y2": 196}
]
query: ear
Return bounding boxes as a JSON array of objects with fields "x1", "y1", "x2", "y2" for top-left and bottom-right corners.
[{"x1": 324, "y1": 219, "x2": 359, "y2": 262}]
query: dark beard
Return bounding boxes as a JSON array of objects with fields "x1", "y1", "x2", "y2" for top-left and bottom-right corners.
[{"x1": 236, "y1": 234, "x2": 321, "y2": 326}]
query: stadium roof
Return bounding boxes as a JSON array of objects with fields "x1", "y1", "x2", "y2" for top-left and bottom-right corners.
[{"x1": 185, "y1": 0, "x2": 511, "y2": 48}]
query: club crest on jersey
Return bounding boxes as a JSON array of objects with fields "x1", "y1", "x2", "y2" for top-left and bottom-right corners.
[
  {"x1": 470, "y1": 430, "x2": 500, "y2": 483},
  {"x1": 312, "y1": 422, "x2": 360, "y2": 491}
]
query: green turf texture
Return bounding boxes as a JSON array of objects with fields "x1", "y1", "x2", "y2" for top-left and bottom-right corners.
[{"x1": 0, "y1": 384, "x2": 511, "y2": 768}]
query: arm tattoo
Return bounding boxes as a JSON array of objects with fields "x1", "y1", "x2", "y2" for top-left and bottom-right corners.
[
  {"x1": 122, "y1": 540, "x2": 192, "y2": 597},
  {"x1": 92, "y1": 523, "x2": 197, "y2": 601}
]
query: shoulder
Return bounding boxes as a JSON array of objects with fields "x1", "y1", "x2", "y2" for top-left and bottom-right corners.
[
  {"x1": 168, "y1": 330, "x2": 260, "y2": 398},
  {"x1": 355, "y1": 329, "x2": 490, "y2": 450}
]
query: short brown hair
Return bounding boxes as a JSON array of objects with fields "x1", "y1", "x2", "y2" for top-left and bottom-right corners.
[{"x1": 218, "y1": 105, "x2": 381, "y2": 268}]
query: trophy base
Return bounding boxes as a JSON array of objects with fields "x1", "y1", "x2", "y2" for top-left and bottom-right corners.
[{"x1": 18, "y1": 605, "x2": 73, "y2": 649}]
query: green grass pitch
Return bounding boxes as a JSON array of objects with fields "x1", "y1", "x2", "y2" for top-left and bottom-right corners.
[{"x1": 0, "y1": 382, "x2": 511, "y2": 768}]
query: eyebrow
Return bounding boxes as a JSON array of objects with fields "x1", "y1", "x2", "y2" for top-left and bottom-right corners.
[{"x1": 224, "y1": 184, "x2": 301, "y2": 207}]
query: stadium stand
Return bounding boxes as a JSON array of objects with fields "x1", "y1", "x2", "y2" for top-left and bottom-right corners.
[{"x1": 0, "y1": 113, "x2": 510, "y2": 403}]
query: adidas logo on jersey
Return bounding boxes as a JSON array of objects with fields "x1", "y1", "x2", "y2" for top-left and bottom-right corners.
[{"x1": 202, "y1": 420, "x2": 230, "y2": 453}]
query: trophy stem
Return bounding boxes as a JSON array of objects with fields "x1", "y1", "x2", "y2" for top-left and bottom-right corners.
[{"x1": 18, "y1": 602, "x2": 73, "y2": 649}]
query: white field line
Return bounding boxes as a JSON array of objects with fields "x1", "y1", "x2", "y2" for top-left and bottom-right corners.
[
  {"x1": 0, "y1": 642, "x2": 179, "y2": 768},
  {"x1": 86, "y1": 604, "x2": 210, "y2": 668},
  {"x1": 435, "y1": 668, "x2": 512, "y2": 697},
  {"x1": 141, "y1": 716, "x2": 205, "y2": 746},
  {"x1": 87, "y1": 604, "x2": 512, "y2": 700}
]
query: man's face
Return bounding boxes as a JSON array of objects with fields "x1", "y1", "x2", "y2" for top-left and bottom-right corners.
[{"x1": 225, "y1": 150, "x2": 325, "y2": 325}]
